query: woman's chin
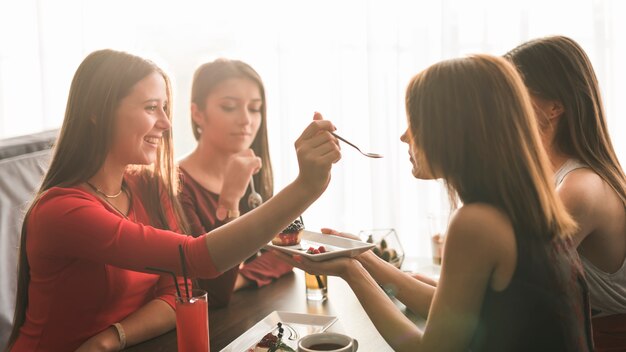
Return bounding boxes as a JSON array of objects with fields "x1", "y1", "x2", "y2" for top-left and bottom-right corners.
[
  {"x1": 127, "y1": 154, "x2": 157, "y2": 166},
  {"x1": 412, "y1": 168, "x2": 436, "y2": 180}
]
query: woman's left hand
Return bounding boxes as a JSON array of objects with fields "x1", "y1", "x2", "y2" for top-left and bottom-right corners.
[{"x1": 272, "y1": 250, "x2": 357, "y2": 278}]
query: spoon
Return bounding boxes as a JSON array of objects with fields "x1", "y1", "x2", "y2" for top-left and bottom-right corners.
[
  {"x1": 331, "y1": 132, "x2": 383, "y2": 158},
  {"x1": 247, "y1": 176, "x2": 263, "y2": 209}
]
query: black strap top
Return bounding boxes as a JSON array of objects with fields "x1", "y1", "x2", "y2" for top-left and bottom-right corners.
[{"x1": 469, "y1": 236, "x2": 593, "y2": 352}]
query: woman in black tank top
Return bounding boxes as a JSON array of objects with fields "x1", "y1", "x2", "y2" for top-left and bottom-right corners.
[{"x1": 275, "y1": 54, "x2": 593, "y2": 351}]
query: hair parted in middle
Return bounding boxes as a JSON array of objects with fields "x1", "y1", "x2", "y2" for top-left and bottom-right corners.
[{"x1": 190, "y1": 58, "x2": 273, "y2": 205}]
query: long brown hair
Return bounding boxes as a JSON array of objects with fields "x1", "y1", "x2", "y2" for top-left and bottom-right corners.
[
  {"x1": 405, "y1": 54, "x2": 576, "y2": 239},
  {"x1": 6, "y1": 49, "x2": 189, "y2": 349},
  {"x1": 190, "y1": 58, "x2": 273, "y2": 205},
  {"x1": 505, "y1": 35, "x2": 626, "y2": 206}
]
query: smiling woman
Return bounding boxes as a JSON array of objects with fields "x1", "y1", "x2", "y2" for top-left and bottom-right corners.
[
  {"x1": 5, "y1": 49, "x2": 341, "y2": 351},
  {"x1": 109, "y1": 72, "x2": 171, "y2": 167}
]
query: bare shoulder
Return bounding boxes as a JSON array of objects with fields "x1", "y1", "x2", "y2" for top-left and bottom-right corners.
[
  {"x1": 558, "y1": 167, "x2": 625, "y2": 246},
  {"x1": 444, "y1": 203, "x2": 516, "y2": 289},
  {"x1": 446, "y1": 204, "x2": 515, "y2": 260},
  {"x1": 449, "y1": 204, "x2": 513, "y2": 240},
  {"x1": 557, "y1": 167, "x2": 604, "y2": 208}
]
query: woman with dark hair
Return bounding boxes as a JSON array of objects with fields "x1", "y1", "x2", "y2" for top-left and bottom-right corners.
[
  {"x1": 178, "y1": 58, "x2": 292, "y2": 308},
  {"x1": 505, "y1": 36, "x2": 626, "y2": 351},
  {"x1": 277, "y1": 55, "x2": 592, "y2": 351},
  {"x1": 6, "y1": 49, "x2": 340, "y2": 351}
]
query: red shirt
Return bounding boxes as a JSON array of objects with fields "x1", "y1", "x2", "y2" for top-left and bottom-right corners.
[
  {"x1": 12, "y1": 177, "x2": 219, "y2": 352},
  {"x1": 179, "y1": 168, "x2": 292, "y2": 308}
]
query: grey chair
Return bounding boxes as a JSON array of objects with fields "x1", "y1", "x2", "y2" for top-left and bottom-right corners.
[{"x1": 0, "y1": 130, "x2": 56, "y2": 349}]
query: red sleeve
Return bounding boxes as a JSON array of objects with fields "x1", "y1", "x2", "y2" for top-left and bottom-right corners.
[
  {"x1": 28, "y1": 188, "x2": 220, "y2": 279},
  {"x1": 239, "y1": 251, "x2": 293, "y2": 287}
]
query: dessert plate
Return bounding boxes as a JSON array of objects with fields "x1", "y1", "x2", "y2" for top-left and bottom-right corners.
[
  {"x1": 265, "y1": 230, "x2": 375, "y2": 262},
  {"x1": 220, "y1": 311, "x2": 337, "y2": 352}
]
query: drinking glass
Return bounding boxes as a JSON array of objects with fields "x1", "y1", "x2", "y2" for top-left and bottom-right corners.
[
  {"x1": 176, "y1": 289, "x2": 209, "y2": 352},
  {"x1": 305, "y1": 272, "x2": 328, "y2": 301},
  {"x1": 427, "y1": 214, "x2": 447, "y2": 265}
]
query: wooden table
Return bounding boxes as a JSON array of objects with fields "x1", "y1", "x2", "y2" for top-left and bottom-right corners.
[{"x1": 127, "y1": 268, "x2": 426, "y2": 351}]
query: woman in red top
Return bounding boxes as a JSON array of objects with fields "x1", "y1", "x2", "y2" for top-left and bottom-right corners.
[
  {"x1": 178, "y1": 59, "x2": 293, "y2": 308},
  {"x1": 6, "y1": 49, "x2": 341, "y2": 351}
]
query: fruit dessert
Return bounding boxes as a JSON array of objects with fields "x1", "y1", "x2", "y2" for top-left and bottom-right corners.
[
  {"x1": 271, "y1": 217, "x2": 304, "y2": 246},
  {"x1": 250, "y1": 323, "x2": 295, "y2": 352},
  {"x1": 306, "y1": 245, "x2": 327, "y2": 254}
]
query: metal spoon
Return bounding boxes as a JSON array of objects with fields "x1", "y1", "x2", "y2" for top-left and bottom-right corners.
[
  {"x1": 247, "y1": 176, "x2": 263, "y2": 209},
  {"x1": 331, "y1": 132, "x2": 383, "y2": 158}
]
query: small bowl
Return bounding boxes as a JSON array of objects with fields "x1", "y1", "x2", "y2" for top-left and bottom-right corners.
[{"x1": 358, "y1": 228, "x2": 404, "y2": 269}]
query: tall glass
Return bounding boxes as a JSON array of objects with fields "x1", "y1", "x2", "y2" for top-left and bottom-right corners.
[
  {"x1": 305, "y1": 272, "x2": 328, "y2": 301},
  {"x1": 176, "y1": 289, "x2": 209, "y2": 352}
]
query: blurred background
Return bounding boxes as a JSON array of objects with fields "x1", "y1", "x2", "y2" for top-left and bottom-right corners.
[{"x1": 1, "y1": 0, "x2": 624, "y2": 258}]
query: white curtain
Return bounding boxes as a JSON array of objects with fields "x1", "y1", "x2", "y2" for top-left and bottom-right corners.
[{"x1": 1, "y1": 0, "x2": 624, "y2": 258}]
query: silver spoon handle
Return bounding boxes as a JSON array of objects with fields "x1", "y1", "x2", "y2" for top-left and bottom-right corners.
[
  {"x1": 249, "y1": 177, "x2": 256, "y2": 193},
  {"x1": 331, "y1": 132, "x2": 360, "y2": 152}
]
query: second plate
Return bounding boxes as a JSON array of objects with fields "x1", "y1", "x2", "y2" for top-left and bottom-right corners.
[{"x1": 220, "y1": 311, "x2": 337, "y2": 351}]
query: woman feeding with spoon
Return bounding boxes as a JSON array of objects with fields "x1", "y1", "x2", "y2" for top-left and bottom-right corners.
[{"x1": 178, "y1": 58, "x2": 293, "y2": 308}]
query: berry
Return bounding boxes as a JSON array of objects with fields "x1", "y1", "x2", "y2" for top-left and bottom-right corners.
[{"x1": 306, "y1": 245, "x2": 329, "y2": 255}]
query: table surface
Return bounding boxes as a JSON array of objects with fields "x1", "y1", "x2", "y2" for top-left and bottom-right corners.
[{"x1": 126, "y1": 264, "x2": 434, "y2": 352}]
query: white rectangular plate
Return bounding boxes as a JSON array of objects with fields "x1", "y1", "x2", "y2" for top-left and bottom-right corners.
[
  {"x1": 220, "y1": 311, "x2": 337, "y2": 352},
  {"x1": 265, "y1": 231, "x2": 375, "y2": 262}
]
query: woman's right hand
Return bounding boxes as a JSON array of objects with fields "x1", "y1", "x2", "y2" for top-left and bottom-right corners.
[
  {"x1": 220, "y1": 149, "x2": 262, "y2": 206},
  {"x1": 294, "y1": 112, "x2": 341, "y2": 195}
]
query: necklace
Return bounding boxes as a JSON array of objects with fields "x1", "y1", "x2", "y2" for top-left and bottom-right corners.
[
  {"x1": 86, "y1": 181, "x2": 132, "y2": 220},
  {"x1": 86, "y1": 181, "x2": 123, "y2": 198}
]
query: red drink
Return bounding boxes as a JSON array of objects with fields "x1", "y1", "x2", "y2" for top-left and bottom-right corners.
[{"x1": 176, "y1": 289, "x2": 209, "y2": 352}]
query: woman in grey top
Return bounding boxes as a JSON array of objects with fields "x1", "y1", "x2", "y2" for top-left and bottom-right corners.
[{"x1": 506, "y1": 36, "x2": 626, "y2": 351}]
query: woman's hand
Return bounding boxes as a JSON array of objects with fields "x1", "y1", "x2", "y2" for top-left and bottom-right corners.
[
  {"x1": 320, "y1": 227, "x2": 377, "y2": 262},
  {"x1": 220, "y1": 149, "x2": 262, "y2": 207},
  {"x1": 294, "y1": 112, "x2": 341, "y2": 195},
  {"x1": 272, "y1": 250, "x2": 357, "y2": 279},
  {"x1": 320, "y1": 227, "x2": 359, "y2": 240}
]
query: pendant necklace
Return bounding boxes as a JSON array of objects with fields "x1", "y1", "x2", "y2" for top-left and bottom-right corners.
[
  {"x1": 86, "y1": 181, "x2": 132, "y2": 220},
  {"x1": 86, "y1": 181, "x2": 123, "y2": 198}
]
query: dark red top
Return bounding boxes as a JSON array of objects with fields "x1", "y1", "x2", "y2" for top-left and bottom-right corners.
[
  {"x1": 12, "y1": 176, "x2": 219, "y2": 352},
  {"x1": 179, "y1": 168, "x2": 292, "y2": 308},
  {"x1": 469, "y1": 235, "x2": 593, "y2": 352}
]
